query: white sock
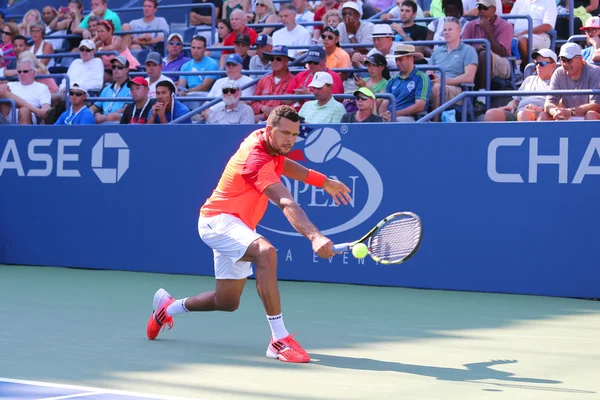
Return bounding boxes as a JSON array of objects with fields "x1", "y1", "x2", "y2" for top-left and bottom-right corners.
[
  {"x1": 267, "y1": 314, "x2": 289, "y2": 341},
  {"x1": 166, "y1": 298, "x2": 189, "y2": 316}
]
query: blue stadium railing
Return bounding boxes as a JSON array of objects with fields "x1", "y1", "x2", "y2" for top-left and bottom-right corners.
[{"x1": 0, "y1": 73, "x2": 71, "y2": 108}]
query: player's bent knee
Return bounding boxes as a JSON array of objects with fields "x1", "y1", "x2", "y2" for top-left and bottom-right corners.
[{"x1": 484, "y1": 108, "x2": 505, "y2": 122}]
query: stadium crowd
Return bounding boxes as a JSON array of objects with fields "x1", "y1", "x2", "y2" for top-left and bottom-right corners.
[{"x1": 0, "y1": 0, "x2": 599, "y2": 125}]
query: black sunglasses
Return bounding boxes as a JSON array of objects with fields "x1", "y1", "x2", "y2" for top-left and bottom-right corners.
[
  {"x1": 222, "y1": 88, "x2": 238, "y2": 94},
  {"x1": 307, "y1": 61, "x2": 320, "y2": 65},
  {"x1": 272, "y1": 56, "x2": 286, "y2": 62},
  {"x1": 355, "y1": 95, "x2": 369, "y2": 101},
  {"x1": 535, "y1": 61, "x2": 551, "y2": 67},
  {"x1": 17, "y1": 69, "x2": 30, "y2": 74},
  {"x1": 1, "y1": 30, "x2": 12, "y2": 35},
  {"x1": 69, "y1": 91, "x2": 85, "y2": 96},
  {"x1": 112, "y1": 65, "x2": 127, "y2": 70},
  {"x1": 80, "y1": 48, "x2": 93, "y2": 52},
  {"x1": 476, "y1": 4, "x2": 489, "y2": 10},
  {"x1": 321, "y1": 34, "x2": 336, "y2": 40}
]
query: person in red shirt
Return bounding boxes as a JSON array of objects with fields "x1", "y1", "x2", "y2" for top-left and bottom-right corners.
[
  {"x1": 221, "y1": 8, "x2": 258, "y2": 58},
  {"x1": 146, "y1": 105, "x2": 352, "y2": 364},
  {"x1": 250, "y1": 45, "x2": 295, "y2": 122}
]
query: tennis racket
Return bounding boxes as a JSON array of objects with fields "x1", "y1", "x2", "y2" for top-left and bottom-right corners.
[{"x1": 333, "y1": 212, "x2": 423, "y2": 265}]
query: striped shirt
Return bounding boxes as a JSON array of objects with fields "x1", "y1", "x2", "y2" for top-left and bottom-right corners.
[{"x1": 386, "y1": 68, "x2": 431, "y2": 113}]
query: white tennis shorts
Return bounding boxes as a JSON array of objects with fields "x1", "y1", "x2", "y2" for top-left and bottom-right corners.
[{"x1": 197, "y1": 213, "x2": 262, "y2": 280}]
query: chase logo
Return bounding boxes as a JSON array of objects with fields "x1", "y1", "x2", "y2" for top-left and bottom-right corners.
[
  {"x1": 92, "y1": 133, "x2": 129, "y2": 184},
  {"x1": 259, "y1": 126, "x2": 383, "y2": 236}
]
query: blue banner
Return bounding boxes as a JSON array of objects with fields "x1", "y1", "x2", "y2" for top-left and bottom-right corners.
[{"x1": 1, "y1": 122, "x2": 599, "y2": 298}]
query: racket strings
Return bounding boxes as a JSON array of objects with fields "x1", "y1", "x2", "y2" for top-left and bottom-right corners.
[{"x1": 369, "y1": 216, "x2": 421, "y2": 262}]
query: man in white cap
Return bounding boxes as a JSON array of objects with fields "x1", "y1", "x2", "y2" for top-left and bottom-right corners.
[
  {"x1": 485, "y1": 49, "x2": 558, "y2": 122},
  {"x1": 337, "y1": 1, "x2": 374, "y2": 52},
  {"x1": 55, "y1": 39, "x2": 104, "y2": 105},
  {"x1": 54, "y1": 83, "x2": 96, "y2": 125},
  {"x1": 162, "y1": 33, "x2": 190, "y2": 81},
  {"x1": 298, "y1": 71, "x2": 346, "y2": 123},
  {"x1": 581, "y1": 16, "x2": 600, "y2": 64},
  {"x1": 540, "y1": 43, "x2": 600, "y2": 121},
  {"x1": 352, "y1": 24, "x2": 396, "y2": 70}
]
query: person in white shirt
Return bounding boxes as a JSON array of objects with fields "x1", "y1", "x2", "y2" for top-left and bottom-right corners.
[
  {"x1": 337, "y1": 1, "x2": 374, "y2": 56},
  {"x1": 121, "y1": 0, "x2": 169, "y2": 51},
  {"x1": 145, "y1": 51, "x2": 174, "y2": 99},
  {"x1": 0, "y1": 59, "x2": 51, "y2": 124},
  {"x1": 272, "y1": 4, "x2": 312, "y2": 58},
  {"x1": 56, "y1": 39, "x2": 104, "y2": 103},
  {"x1": 510, "y1": 0, "x2": 557, "y2": 64},
  {"x1": 292, "y1": 0, "x2": 315, "y2": 34}
]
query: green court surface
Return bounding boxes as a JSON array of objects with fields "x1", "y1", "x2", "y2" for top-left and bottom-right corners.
[{"x1": 1, "y1": 264, "x2": 599, "y2": 400}]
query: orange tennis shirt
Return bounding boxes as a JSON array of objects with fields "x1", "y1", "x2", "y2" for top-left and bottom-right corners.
[{"x1": 200, "y1": 129, "x2": 285, "y2": 230}]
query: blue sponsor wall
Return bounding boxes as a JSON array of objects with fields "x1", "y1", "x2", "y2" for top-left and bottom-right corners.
[{"x1": 1, "y1": 123, "x2": 599, "y2": 298}]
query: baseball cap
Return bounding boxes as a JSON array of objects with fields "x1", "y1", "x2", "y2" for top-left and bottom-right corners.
[
  {"x1": 110, "y1": 55, "x2": 130, "y2": 67},
  {"x1": 225, "y1": 53, "x2": 243, "y2": 65},
  {"x1": 264, "y1": 45, "x2": 294, "y2": 60},
  {"x1": 255, "y1": 34, "x2": 273, "y2": 47},
  {"x1": 363, "y1": 53, "x2": 387, "y2": 66},
  {"x1": 131, "y1": 76, "x2": 149, "y2": 87},
  {"x1": 167, "y1": 33, "x2": 184, "y2": 42},
  {"x1": 224, "y1": 79, "x2": 239, "y2": 89},
  {"x1": 304, "y1": 46, "x2": 326, "y2": 63},
  {"x1": 234, "y1": 33, "x2": 251, "y2": 45},
  {"x1": 341, "y1": 1, "x2": 362, "y2": 17},
  {"x1": 78, "y1": 39, "x2": 95, "y2": 50},
  {"x1": 354, "y1": 87, "x2": 375, "y2": 100},
  {"x1": 476, "y1": 0, "x2": 496, "y2": 8},
  {"x1": 145, "y1": 51, "x2": 162, "y2": 65},
  {"x1": 308, "y1": 71, "x2": 334, "y2": 88},
  {"x1": 70, "y1": 83, "x2": 88, "y2": 96},
  {"x1": 558, "y1": 43, "x2": 582, "y2": 59},
  {"x1": 581, "y1": 16, "x2": 600, "y2": 31},
  {"x1": 531, "y1": 48, "x2": 557, "y2": 62},
  {"x1": 372, "y1": 24, "x2": 394, "y2": 38}
]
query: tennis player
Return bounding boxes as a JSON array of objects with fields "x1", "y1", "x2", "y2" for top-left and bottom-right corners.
[{"x1": 146, "y1": 105, "x2": 352, "y2": 363}]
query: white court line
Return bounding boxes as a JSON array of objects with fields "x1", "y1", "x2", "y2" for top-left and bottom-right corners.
[
  {"x1": 0, "y1": 377, "x2": 201, "y2": 400},
  {"x1": 38, "y1": 392, "x2": 103, "y2": 400}
]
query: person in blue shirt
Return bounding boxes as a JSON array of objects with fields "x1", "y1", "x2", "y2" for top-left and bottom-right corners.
[
  {"x1": 147, "y1": 81, "x2": 191, "y2": 124},
  {"x1": 54, "y1": 83, "x2": 96, "y2": 125},
  {"x1": 89, "y1": 56, "x2": 132, "y2": 124}
]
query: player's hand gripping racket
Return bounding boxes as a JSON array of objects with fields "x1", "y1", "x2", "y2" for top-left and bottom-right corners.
[{"x1": 333, "y1": 212, "x2": 423, "y2": 264}]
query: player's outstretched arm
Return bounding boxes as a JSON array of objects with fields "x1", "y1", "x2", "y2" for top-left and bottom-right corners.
[
  {"x1": 283, "y1": 159, "x2": 353, "y2": 205},
  {"x1": 264, "y1": 182, "x2": 335, "y2": 259}
]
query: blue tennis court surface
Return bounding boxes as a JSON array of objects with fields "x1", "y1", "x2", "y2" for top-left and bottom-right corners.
[{"x1": 0, "y1": 378, "x2": 197, "y2": 400}]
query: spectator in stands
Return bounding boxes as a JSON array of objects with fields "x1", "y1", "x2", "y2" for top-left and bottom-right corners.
[
  {"x1": 379, "y1": 44, "x2": 431, "y2": 122},
  {"x1": 89, "y1": 56, "x2": 132, "y2": 124},
  {"x1": 206, "y1": 19, "x2": 232, "y2": 62},
  {"x1": 352, "y1": 24, "x2": 396, "y2": 70},
  {"x1": 2, "y1": 35, "x2": 27, "y2": 77},
  {"x1": 233, "y1": 33, "x2": 252, "y2": 69},
  {"x1": 312, "y1": 0, "x2": 340, "y2": 43},
  {"x1": 203, "y1": 79, "x2": 254, "y2": 124},
  {"x1": 147, "y1": 80, "x2": 191, "y2": 123},
  {"x1": 79, "y1": 14, "x2": 101, "y2": 40},
  {"x1": 342, "y1": 87, "x2": 383, "y2": 122},
  {"x1": 249, "y1": 34, "x2": 273, "y2": 71},
  {"x1": 0, "y1": 58, "x2": 51, "y2": 124},
  {"x1": 354, "y1": 53, "x2": 390, "y2": 94},
  {"x1": 122, "y1": 0, "x2": 169, "y2": 52},
  {"x1": 462, "y1": 0, "x2": 513, "y2": 89},
  {"x1": 18, "y1": 51, "x2": 58, "y2": 95},
  {"x1": 321, "y1": 9, "x2": 342, "y2": 37},
  {"x1": 581, "y1": 16, "x2": 600, "y2": 64},
  {"x1": 252, "y1": 0, "x2": 279, "y2": 36},
  {"x1": 145, "y1": 51, "x2": 174, "y2": 98},
  {"x1": 462, "y1": 0, "x2": 503, "y2": 17},
  {"x1": 337, "y1": 1, "x2": 374, "y2": 55},
  {"x1": 221, "y1": 9, "x2": 258, "y2": 61},
  {"x1": 323, "y1": 26, "x2": 351, "y2": 80},
  {"x1": 426, "y1": 0, "x2": 468, "y2": 52},
  {"x1": 485, "y1": 48, "x2": 557, "y2": 121},
  {"x1": 190, "y1": 0, "x2": 223, "y2": 44},
  {"x1": 1, "y1": 22, "x2": 18, "y2": 66},
  {"x1": 96, "y1": 20, "x2": 140, "y2": 82},
  {"x1": 57, "y1": 39, "x2": 104, "y2": 98},
  {"x1": 429, "y1": 17, "x2": 478, "y2": 117},
  {"x1": 354, "y1": 0, "x2": 378, "y2": 19},
  {"x1": 54, "y1": 83, "x2": 96, "y2": 125},
  {"x1": 222, "y1": 0, "x2": 251, "y2": 19},
  {"x1": 250, "y1": 45, "x2": 295, "y2": 122},
  {"x1": 540, "y1": 43, "x2": 600, "y2": 121},
  {"x1": 40, "y1": 6, "x2": 64, "y2": 51},
  {"x1": 293, "y1": 0, "x2": 315, "y2": 34},
  {"x1": 299, "y1": 71, "x2": 346, "y2": 123},
  {"x1": 19, "y1": 9, "x2": 41, "y2": 37},
  {"x1": 273, "y1": 4, "x2": 312, "y2": 59},
  {"x1": 47, "y1": 0, "x2": 85, "y2": 52},
  {"x1": 285, "y1": 46, "x2": 344, "y2": 109},
  {"x1": 162, "y1": 33, "x2": 190, "y2": 81},
  {"x1": 0, "y1": 10, "x2": 4, "y2": 27},
  {"x1": 80, "y1": 0, "x2": 122, "y2": 32},
  {"x1": 28, "y1": 22, "x2": 54, "y2": 67},
  {"x1": 176, "y1": 36, "x2": 219, "y2": 98},
  {"x1": 509, "y1": 0, "x2": 557, "y2": 66},
  {"x1": 208, "y1": 54, "x2": 256, "y2": 99},
  {"x1": 121, "y1": 77, "x2": 155, "y2": 124},
  {"x1": 387, "y1": 1, "x2": 429, "y2": 44}
]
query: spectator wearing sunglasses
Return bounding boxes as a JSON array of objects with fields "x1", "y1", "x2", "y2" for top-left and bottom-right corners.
[
  {"x1": 54, "y1": 83, "x2": 96, "y2": 125},
  {"x1": 207, "y1": 54, "x2": 256, "y2": 101},
  {"x1": 322, "y1": 26, "x2": 351, "y2": 81},
  {"x1": 249, "y1": 34, "x2": 273, "y2": 72},
  {"x1": 341, "y1": 87, "x2": 383, "y2": 122},
  {"x1": 273, "y1": 4, "x2": 311, "y2": 59},
  {"x1": 581, "y1": 16, "x2": 600, "y2": 64},
  {"x1": 485, "y1": 49, "x2": 557, "y2": 122},
  {"x1": 162, "y1": 33, "x2": 191, "y2": 81},
  {"x1": 540, "y1": 43, "x2": 600, "y2": 121},
  {"x1": 89, "y1": 55, "x2": 132, "y2": 124},
  {"x1": 148, "y1": 80, "x2": 191, "y2": 124},
  {"x1": 203, "y1": 80, "x2": 254, "y2": 124},
  {"x1": 250, "y1": 45, "x2": 295, "y2": 122},
  {"x1": 298, "y1": 71, "x2": 346, "y2": 123},
  {"x1": 57, "y1": 39, "x2": 104, "y2": 97}
]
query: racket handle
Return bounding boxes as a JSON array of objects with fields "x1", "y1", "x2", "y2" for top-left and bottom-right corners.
[{"x1": 333, "y1": 243, "x2": 351, "y2": 252}]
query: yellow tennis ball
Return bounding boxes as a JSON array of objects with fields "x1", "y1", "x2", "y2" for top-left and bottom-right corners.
[{"x1": 352, "y1": 243, "x2": 368, "y2": 259}]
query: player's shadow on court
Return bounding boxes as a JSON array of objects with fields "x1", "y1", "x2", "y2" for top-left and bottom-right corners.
[{"x1": 311, "y1": 355, "x2": 568, "y2": 387}]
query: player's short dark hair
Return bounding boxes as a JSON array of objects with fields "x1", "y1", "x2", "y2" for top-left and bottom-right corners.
[
  {"x1": 267, "y1": 105, "x2": 300, "y2": 127},
  {"x1": 401, "y1": 1, "x2": 417, "y2": 13}
]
